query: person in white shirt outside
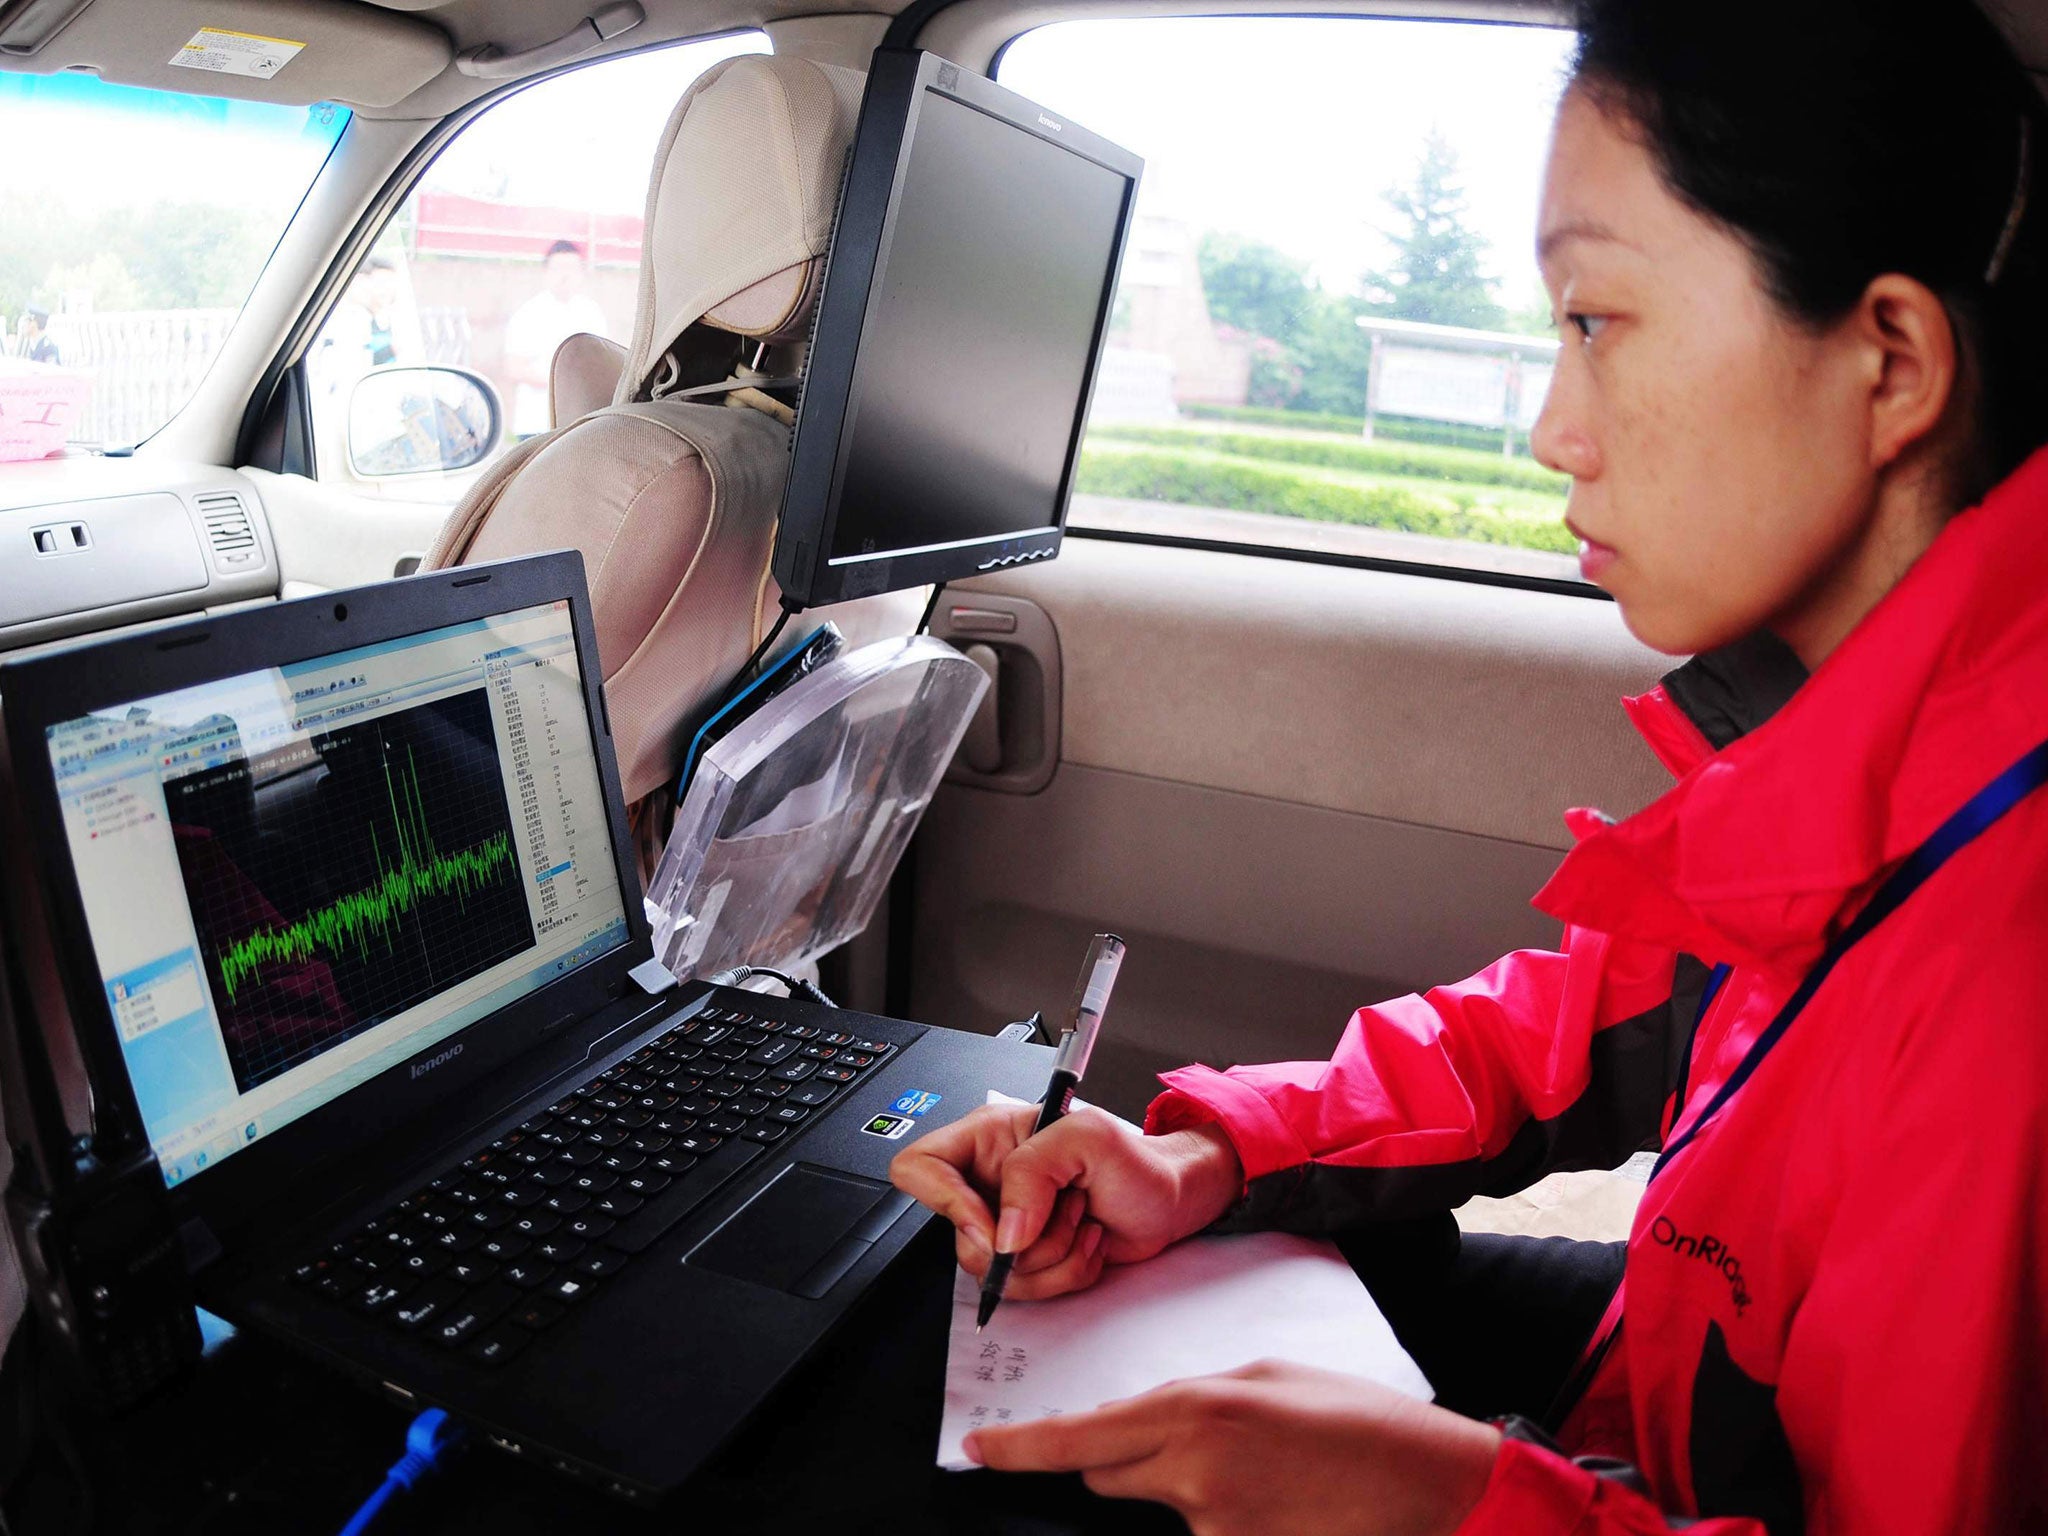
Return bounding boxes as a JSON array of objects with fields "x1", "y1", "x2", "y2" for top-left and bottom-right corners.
[
  {"x1": 502, "y1": 239, "x2": 609, "y2": 439},
  {"x1": 16, "y1": 305, "x2": 59, "y2": 365}
]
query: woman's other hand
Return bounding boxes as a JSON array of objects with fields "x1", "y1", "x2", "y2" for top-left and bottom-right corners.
[
  {"x1": 888, "y1": 1102, "x2": 1243, "y2": 1299},
  {"x1": 964, "y1": 1359, "x2": 1502, "y2": 1536}
]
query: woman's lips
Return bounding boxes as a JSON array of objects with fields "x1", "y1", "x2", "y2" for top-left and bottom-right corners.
[{"x1": 1570, "y1": 524, "x2": 1617, "y2": 582}]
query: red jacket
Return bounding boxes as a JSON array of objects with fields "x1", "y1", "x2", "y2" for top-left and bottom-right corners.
[{"x1": 1147, "y1": 452, "x2": 2048, "y2": 1532}]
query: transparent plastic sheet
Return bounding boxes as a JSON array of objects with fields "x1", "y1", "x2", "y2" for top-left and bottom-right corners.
[{"x1": 643, "y1": 636, "x2": 990, "y2": 979}]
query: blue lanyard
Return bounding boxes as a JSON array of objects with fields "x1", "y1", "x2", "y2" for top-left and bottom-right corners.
[
  {"x1": 1652, "y1": 732, "x2": 2048, "y2": 1184},
  {"x1": 1544, "y1": 732, "x2": 2048, "y2": 1434}
]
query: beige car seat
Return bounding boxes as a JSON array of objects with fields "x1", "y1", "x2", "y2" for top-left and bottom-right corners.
[
  {"x1": 547, "y1": 331, "x2": 626, "y2": 427},
  {"x1": 425, "y1": 53, "x2": 916, "y2": 879},
  {"x1": 0, "y1": 53, "x2": 931, "y2": 1394}
]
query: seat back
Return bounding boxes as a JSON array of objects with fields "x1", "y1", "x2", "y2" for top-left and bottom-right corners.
[
  {"x1": 425, "y1": 55, "x2": 902, "y2": 878},
  {"x1": 0, "y1": 54, "x2": 903, "y2": 1390}
]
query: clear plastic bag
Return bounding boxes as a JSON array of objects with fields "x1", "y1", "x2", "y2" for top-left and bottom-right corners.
[{"x1": 643, "y1": 635, "x2": 990, "y2": 979}]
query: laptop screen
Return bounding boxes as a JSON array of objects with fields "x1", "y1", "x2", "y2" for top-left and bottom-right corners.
[{"x1": 41, "y1": 599, "x2": 630, "y2": 1187}]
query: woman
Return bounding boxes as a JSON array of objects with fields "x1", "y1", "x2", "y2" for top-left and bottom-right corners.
[{"x1": 891, "y1": 1, "x2": 2048, "y2": 1530}]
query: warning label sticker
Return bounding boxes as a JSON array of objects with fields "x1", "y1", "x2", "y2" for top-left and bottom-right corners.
[{"x1": 169, "y1": 28, "x2": 305, "y2": 80}]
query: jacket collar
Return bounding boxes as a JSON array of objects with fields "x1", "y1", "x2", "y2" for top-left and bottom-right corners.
[{"x1": 1536, "y1": 446, "x2": 2048, "y2": 976}]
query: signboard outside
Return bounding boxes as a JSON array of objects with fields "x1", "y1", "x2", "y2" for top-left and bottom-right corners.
[{"x1": 1375, "y1": 346, "x2": 1510, "y2": 428}]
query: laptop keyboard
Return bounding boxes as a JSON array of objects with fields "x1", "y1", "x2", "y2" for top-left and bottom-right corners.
[{"x1": 286, "y1": 1000, "x2": 900, "y2": 1368}]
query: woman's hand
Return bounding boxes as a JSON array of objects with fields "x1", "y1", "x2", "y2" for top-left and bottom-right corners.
[
  {"x1": 963, "y1": 1359, "x2": 1502, "y2": 1536},
  {"x1": 888, "y1": 1102, "x2": 1244, "y2": 1299}
]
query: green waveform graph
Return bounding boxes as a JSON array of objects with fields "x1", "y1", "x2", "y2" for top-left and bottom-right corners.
[{"x1": 215, "y1": 746, "x2": 516, "y2": 1003}]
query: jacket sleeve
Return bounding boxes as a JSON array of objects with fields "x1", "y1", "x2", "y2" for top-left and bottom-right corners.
[
  {"x1": 1144, "y1": 926, "x2": 1700, "y2": 1230},
  {"x1": 1453, "y1": 1434, "x2": 1765, "y2": 1535}
]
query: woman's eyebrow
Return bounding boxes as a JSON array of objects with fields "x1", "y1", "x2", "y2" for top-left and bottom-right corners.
[{"x1": 1537, "y1": 218, "x2": 1636, "y2": 264}]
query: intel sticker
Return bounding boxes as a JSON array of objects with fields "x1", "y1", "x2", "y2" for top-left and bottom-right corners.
[
  {"x1": 891, "y1": 1090, "x2": 943, "y2": 1119},
  {"x1": 861, "y1": 1112, "x2": 916, "y2": 1140}
]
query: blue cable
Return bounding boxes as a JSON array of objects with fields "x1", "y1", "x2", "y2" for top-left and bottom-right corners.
[{"x1": 338, "y1": 1407, "x2": 466, "y2": 1536}]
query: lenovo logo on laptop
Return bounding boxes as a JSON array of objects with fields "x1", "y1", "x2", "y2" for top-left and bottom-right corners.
[{"x1": 410, "y1": 1043, "x2": 464, "y2": 1080}]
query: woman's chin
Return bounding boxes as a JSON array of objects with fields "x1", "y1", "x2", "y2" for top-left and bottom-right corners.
[{"x1": 1611, "y1": 594, "x2": 1721, "y2": 659}]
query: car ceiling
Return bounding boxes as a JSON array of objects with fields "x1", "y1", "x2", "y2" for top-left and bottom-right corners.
[
  {"x1": 0, "y1": 0, "x2": 892, "y2": 113},
  {"x1": 4, "y1": 0, "x2": 2044, "y2": 127}
]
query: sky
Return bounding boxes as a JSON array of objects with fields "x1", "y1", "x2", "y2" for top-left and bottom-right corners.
[
  {"x1": 999, "y1": 17, "x2": 1578, "y2": 310},
  {"x1": 0, "y1": 35, "x2": 766, "y2": 225},
  {"x1": 416, "y1": 33, "x2": 768, "y2": 212},
  {"x1": 0, "y1": 71, "x2": 348, "y2": 210},
  {"x1": 2, "y1": 18, "x2": 1573, "y2": 314}
]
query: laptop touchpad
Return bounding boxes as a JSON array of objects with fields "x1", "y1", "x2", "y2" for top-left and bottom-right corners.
[{"x1": 688, "y1": 1164, "x2": 915, "y2": 1298}]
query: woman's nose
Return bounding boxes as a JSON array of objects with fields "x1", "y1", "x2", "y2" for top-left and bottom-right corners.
[{"x1": 1530, "y1": 371, "x2": 1601, "y2": 482}]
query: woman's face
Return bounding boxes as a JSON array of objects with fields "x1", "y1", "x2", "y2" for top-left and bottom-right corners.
[{"x1": 1531, "y1": 86, "x2": 1886, "y2": 656}]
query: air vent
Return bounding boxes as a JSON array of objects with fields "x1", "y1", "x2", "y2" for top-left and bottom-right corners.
[{"x1": 196, "y1": 492, "x2": 259, "y2": 573}]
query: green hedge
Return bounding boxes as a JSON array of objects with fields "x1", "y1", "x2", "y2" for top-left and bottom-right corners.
[
  {"x1": 1074, "y1": 447, "x2": 1576, "y2": 555},
  {"x1": 1089, "y1": 424, "x2": 1568, "y2": 495},
  {"x1": 1179, "y1": 402, "x2": 1521, "y2": 455},
  {"x1": 1181, "y1": 403, "x2": 1366, "y2": 435}
]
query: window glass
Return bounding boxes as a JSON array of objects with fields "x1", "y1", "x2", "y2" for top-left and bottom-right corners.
[
  {"x1": 306, "y1": 32, "x2": 767, "y2": 502},
  {"x1": 0, "y1": 74, "x2": 349, "y2": 452},
  {"x1": 999, "y1": 18, "x2": 1581, "y2": 581}
]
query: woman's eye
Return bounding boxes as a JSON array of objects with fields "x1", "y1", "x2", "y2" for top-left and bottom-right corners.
[{"x1": 1566, "y1": 313, "x2": 1609, "y2": 343}]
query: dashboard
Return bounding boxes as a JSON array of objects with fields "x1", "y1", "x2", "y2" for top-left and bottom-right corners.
[{"x1": 1, "y1": 457, "x2": 281, "y2": 656}]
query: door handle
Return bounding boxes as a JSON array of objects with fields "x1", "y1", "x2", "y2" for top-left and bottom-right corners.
[
  {"x1": 931, "y1": 594, "x2": 1061, "y2": 793},
  {"x1": 456, "y1": 2, "x2": 644, "y2": 78},
  {"x1": 960, "y1": 644, "x2": 1002, "y2": 773}
]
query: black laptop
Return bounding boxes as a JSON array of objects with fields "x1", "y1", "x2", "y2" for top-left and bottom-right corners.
[{"x1": 0, "y1": 552, "x2": 1048, "y2": 1501}]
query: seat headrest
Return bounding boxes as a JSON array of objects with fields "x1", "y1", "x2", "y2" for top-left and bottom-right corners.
[
  {"x1": 550, "y1": 331, "x2": 626, "y2": 428},
  {"x1": 615, "y1": 54, "x2": 864, "y2": 405}
]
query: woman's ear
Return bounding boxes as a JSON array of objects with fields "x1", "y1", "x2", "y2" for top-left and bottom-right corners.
[{"x1": 1857, "y1": 273, "x2": 1960, "y2": 471}]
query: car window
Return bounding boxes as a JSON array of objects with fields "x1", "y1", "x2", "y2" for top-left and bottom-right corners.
[
  {"x1": 0, "y1": 74, "x2": 349, "y2": 452},
  {"x1": 304, "y1": 32, "x2": 767, "y2": 504},
  {"x1": 998, "y1": 17, "x2": 1582, "y2": 582}
]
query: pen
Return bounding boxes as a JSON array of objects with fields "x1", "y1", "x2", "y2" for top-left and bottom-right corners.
[{"x1": 976, "y1": 932, "x2": 1126, "y2": 1332}]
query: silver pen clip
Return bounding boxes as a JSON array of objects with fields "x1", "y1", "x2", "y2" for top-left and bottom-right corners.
[{"x1": 1051, "y1": 933, "x2": 1125, "y2": 1079}]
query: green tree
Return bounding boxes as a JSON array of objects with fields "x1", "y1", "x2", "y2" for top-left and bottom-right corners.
[
  {"x1": 42, "y1": 253, "x2": 144, "y2": 315},
  {"x1": 113, "y1": 201, "x2": 272, "y2": 309},
  {"x1": 1288, "y1": 292, "x2": 1373, "y2": 417},
  {"x1": 1361, "y1": 129, "x2": 1505, "y2": 331},
  {"x1": 1194, "y1": 233, "x2": 1368, "y2": 414},
  {"x1": 1197, "y1": 232, "x2": 1315, "y2": 344},
  {"x1": 1503, "y1": 281, "x2": 1558, "y2": 339},
  {"x1": 0, "y1": 192, "x2": 271, "y2": 319}
]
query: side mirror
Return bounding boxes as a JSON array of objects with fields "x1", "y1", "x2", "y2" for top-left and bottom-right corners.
[{"x1": 347, "y1": 366, "x2": 503, "y2": 478}]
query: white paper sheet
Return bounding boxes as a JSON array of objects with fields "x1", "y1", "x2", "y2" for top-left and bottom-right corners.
[{"x1": 937, "y1": 1229, "x2": 1433, "y2": 1470}]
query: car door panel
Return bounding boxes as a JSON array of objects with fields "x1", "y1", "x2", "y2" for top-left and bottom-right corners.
[
  {"x1": 904, "y1": 537, "x2": 1672, "y2": 1118},
  {"x1": 240, "y1": 466, "x2": 451, "y2": 594}
]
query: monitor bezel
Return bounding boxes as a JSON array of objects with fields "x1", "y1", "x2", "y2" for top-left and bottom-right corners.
[
  {"x1": 0, "y1": 553, "x2": 654, "y2": 1239},
  {"x1": 772, "y1": 48, "x2": 1144, "y2": 610}
]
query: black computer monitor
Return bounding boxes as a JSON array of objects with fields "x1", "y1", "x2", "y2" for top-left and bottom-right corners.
[{"x1": 771, "y1": 50, "x2": 1143, "y2": 610}]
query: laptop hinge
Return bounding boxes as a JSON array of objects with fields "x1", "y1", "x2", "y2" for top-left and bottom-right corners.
[{"x1": 179, "y1": 1215, "x2": 222, "y2": 1275}]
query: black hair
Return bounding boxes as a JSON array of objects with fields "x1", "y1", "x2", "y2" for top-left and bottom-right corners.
[
  {"x1": 545, "y1": 239, "x2": 585, "y2": 262},
  {"x1": 1572, "y1": 0, "x2": 2048, "y2": 498},
  {"x1": 362, "y1": 255, "x2": 396, "y2": 274}
]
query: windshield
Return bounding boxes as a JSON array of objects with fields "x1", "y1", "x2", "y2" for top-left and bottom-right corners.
[{"x1": 0, "y1": 73, "x2": 350, "y2": 451}]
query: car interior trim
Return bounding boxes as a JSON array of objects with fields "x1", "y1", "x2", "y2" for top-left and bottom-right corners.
[{"x1": 1067, "y1": 525, "x2": 1609, "y2": 601}]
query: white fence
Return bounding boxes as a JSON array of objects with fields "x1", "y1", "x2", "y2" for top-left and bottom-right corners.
[
  {"x1": 21, "y1": 307, "x2": 477, "y2": 451},
  {"x1": 40, "y1": 309, "x2": 237, "y2": 450}
]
